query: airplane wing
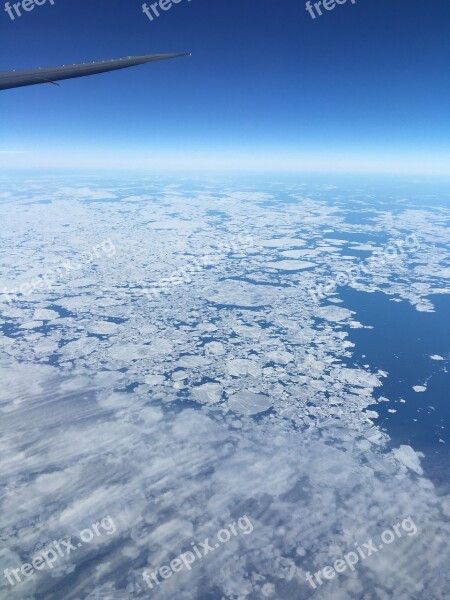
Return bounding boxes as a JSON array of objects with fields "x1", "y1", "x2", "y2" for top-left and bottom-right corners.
[{"x1": 0, "y1": 53, "x2": 190, "y2": 91}]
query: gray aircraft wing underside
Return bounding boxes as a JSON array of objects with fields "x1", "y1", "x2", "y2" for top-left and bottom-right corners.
[{"x1": 0, "y1": 53, "x2": 190, "y2": 91}]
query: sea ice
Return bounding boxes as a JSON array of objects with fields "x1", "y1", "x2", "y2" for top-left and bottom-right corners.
[{"x1": 227, "y1": 390, "x2": 273, "y2": 415}]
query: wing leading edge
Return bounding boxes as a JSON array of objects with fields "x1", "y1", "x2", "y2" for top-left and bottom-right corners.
[{"x1": 0, "y1": 53, "x2": 190, "y2": 91}]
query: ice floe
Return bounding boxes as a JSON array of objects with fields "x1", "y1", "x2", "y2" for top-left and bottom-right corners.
[{"x1": 227, "y1": 390, "x2": 273, "y2": 415}]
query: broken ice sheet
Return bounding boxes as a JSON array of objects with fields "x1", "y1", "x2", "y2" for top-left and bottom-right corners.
[
  {"x1": 192, "y1": 383, "x2": 223, "y2": 404},
  {"x1": 204, "y1": 279, "x2": 277, "y2": 307},
  {"x1": 315, "y1": 305, "x2": 354, "y2": 322},
  {"x1": 393, "y1": 445, "x2": 425, "y2": 475},
  {"x1": 264, "y1": 260, "x2": 316, "y2": 271},
  {"x1": 227, "y1": 390, "x2": 273, "y2": 415}
]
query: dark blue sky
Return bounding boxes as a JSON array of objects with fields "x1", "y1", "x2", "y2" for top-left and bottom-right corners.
[{"x1": 1, "y1": 0, "x2": 449, "y2": 172}]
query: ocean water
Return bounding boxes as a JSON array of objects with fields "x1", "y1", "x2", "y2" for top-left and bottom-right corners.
[{"x1": 340, "y1": 288, "x2": 450, "y2": 490}]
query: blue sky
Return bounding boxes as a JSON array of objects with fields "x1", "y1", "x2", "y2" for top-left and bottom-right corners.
[{"x1": 0, "y1": 0, "x2": 449, "y2": 173}]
